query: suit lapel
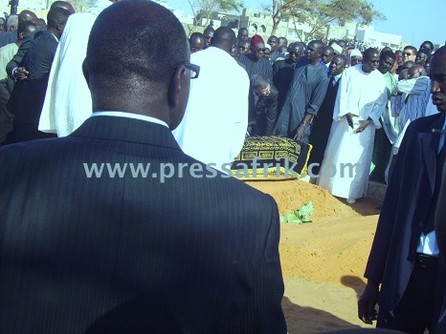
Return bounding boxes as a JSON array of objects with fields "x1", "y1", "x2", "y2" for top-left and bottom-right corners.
[
  {"x1": 70, "y1": 116, "x2": 182, "y2": 151},
  {"x1": 419, "y1": 114, "x2": 445, "y2": 193}
]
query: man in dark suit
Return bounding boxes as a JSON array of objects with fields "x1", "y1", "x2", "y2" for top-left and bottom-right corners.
[
  {"x1": 358, "y1": 46, "x2": 446, "y2": 333},
  {"x1": 0, "y1": 1, "x2": 286, "y2": 333},
  {"x1": 249, "y1": 74, "x2": 278, "y2": 136},
  {"x1": 5, "y1": 7, "x2": 71, "y2": 144},
  {"x1": 308, "y1": 54, "x2": 346, "y2": 179}
]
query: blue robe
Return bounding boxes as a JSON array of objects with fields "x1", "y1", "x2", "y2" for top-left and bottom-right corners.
[{"x1": 274, "y1": 63, "x2": 328, "y2": 141}]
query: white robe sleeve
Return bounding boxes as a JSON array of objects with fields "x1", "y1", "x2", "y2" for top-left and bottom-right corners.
[
  {"x1": 368, "y1": 78, "x2": 388, "y2": 129},
  {"x1": 332, "y1": 67, "x2": 352, "y2": 120}
]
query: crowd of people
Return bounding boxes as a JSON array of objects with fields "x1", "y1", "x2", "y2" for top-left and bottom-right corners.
[
  {"x1": 0, "y1": 0, "x2": 445, "y2": 332},
  {"x1": 188, "y1": 25, "x2": 438, "y2": 204}
]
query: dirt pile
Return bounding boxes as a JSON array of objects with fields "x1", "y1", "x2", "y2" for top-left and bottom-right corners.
[{"x1": 246, "y1": 179, "x2": 360, "y2": 221}]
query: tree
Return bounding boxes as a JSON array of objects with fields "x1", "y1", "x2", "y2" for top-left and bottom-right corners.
[
  {"x1": 187, "y1": 0, "x2": 245, "y2": 30},
  {"x1": 262, "y1": 0, "x2": 385, "y2": 39}
]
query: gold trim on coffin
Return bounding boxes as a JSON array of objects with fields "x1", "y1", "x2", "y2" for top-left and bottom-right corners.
[{"x1": 231, "y1": 136, "x2": 313, "y2": 180}]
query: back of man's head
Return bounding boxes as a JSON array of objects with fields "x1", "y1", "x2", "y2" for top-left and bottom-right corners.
[
  {"x1": 50, "y1": 1, "x2": 76, "y2": 14},
  {"x1": 83, "y1": 0, "x2": 188, "y2": 113},
  {"x1": 211, "y1": 26, "x2": 236, "y2": 53},
  {"x1": 18, "y1": 10, "x2": 37, "y2": 24}
]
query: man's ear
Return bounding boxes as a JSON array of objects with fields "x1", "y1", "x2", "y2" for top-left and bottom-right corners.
[
  {"x1": 168, "y1": 65, "x2": 186, "y2": 109},
  {"x1": 82, "y1": 60, "x2": 90, "y2": 88},
  {"x1": 57, "y1": 21, "x2": 65, "y2": 33},
  {"x1": 168, "y1": 65, "x2": 188, "y2": 130}
]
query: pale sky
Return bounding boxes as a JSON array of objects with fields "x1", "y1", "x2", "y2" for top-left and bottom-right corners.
[{"x1": 168, "y1": 0, "x2": 445, "y2": 49}]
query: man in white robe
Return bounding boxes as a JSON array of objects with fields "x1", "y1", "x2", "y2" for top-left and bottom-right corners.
[
  {"x1": 38, "y1": 0, "x2": 113, "y2": 137},
  {"x1": 318, "y1": 48, "x2": 387, "y2": 203},
  {"x1": 173, "y1": 27, "x2": 249, "y2": 173}
]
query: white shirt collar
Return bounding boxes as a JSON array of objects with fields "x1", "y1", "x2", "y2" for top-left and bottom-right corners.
[
  {"x1": 50, "y1": 32, "x2": 59, "y2": 43},
  {"x1": 91, "y1": 111, "x2": 169, "y2": 128}
]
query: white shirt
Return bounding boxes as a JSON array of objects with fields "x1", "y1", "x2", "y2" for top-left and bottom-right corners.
[
  {"x1": 91, "y1": 111, "x2": 168, "y2": 128},
  {"x1": 172, "y1": 46, "x2": 250, "y2": 173}
]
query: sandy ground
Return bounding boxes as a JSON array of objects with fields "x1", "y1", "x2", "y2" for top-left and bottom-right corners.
[{"x1": 246, "y1": 179, "x2": 381, "y2": 333}]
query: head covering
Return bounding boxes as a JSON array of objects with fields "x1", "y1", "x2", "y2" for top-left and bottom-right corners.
[
  {"x1": 264, "y1": 44, "x2": 271, "y2": 50},
  {"x1": 332, "y1": 43, "x2": 343, "y2": 55},
  {"x1": 350, "y1": 49, "x2": 362, "y2": 57},
  {"x1": 251, "y1": 34, "x2": 264, "y2": 46}
]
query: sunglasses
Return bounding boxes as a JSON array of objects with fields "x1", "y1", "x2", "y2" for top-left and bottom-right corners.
[{"x1": 181, "y1": 61, "x2": 200, "y2": 79}]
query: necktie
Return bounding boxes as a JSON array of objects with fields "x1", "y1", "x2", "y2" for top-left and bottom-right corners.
[
  {"x1": 423, "y1": 138, "x2": 446, "y2": 234},
  {"x1": 329, "y1": 75, "x2": 336, "y2": 86}
]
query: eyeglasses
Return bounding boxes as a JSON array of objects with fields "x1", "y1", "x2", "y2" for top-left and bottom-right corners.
[{"x1": 182, "y1": 61, "x2": 200, "y2": 79}]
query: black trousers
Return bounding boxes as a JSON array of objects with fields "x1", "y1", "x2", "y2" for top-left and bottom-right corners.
[{"x1": 377, "y1": 260, "x2": 438, "y2": 333}]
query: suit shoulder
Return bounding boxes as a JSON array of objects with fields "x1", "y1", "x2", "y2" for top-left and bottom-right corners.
[
  {"x1": 219, "y1": 176, "x2": 277, "y2": 205},
  {"x1": 0, "y1": 138, "x2": 65, "y2": 161},
  {"x1": 409, "y1": 113, "x2": 444, "y2": 131}
]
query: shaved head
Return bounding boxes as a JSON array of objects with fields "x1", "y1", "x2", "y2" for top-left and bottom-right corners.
[
  {"x1": 50, "y1": 1, "x2": 75, "y2": 14},
  {"x1": 18, "y1": 10, "x2": 38, "y2": 24},
  {"x1": 212, "y1": 26, "x2": 236, "y2": 53},
  {"x1": 84, "y1": 0, "x2": 189, "y2": 113}
]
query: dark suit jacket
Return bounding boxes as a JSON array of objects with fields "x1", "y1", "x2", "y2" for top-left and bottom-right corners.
[
  {"x1": 272, "y1": 59, "x2": 294, "y2": 111},
  {"x1": 0, "y1": 116, "x2": 286, "y2": 334},
  {"x1": 308, "y1": 76, "x2": 340, "y2": 174},
  {"x1": 5, "y1": 30, "x2": 43, "y2": 79},
  {"x1": 8, "y1": 30, "x2": 58, "y2": 125},
  {"x1": 364, "y1": 113, "x2": 446, "y2": 329},
  {"x1": 249, "y1": 86, "x2": 279, "y2": 136}
]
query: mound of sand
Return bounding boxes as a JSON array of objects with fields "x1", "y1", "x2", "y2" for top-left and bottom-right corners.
[
  {"x1": 246, "y1": 179, "x2": 360, "y2": 221},
  {"x1": 246, "y1": 179, "x2": 381, "y2": 332}
]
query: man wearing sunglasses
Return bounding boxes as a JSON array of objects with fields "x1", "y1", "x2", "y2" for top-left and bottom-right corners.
[
  {"x1": 238, "y1": 34, "x2": 273, "y2": 82},
  {"x1": 403, "y1": 45, "x2": 417, "y2": 63}
]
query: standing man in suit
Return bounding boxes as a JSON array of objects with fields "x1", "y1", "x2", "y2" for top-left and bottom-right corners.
[
  {"x1": 358, "y1": 45, "x2": 446, "y2": 333},
  {"x1": 5, "y1": 7, "x2": 71, "y2": 143},
  {"x1": 0, "y1": 1, "x2": 286, "y2": 333},
  {"x1": 308, "y1": 54, "x2": 346, "y2": 180}
]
